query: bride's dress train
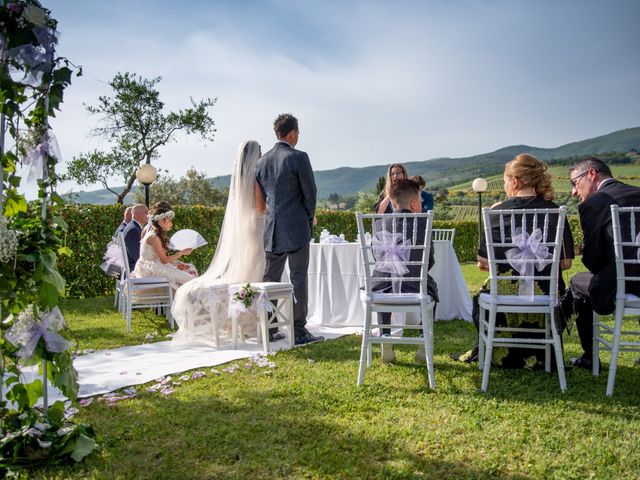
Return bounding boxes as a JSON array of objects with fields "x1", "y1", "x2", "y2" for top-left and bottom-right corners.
[{"x1": 171, "y1": 141, "x2": 266, "y2": 345}]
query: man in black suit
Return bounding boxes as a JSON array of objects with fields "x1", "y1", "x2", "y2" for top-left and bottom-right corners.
[
  {"x1": 566, "y1": 156, "x2": 640, "y2": 370},
  {"x1": 256, "y1": 113, "x2": 323, "y2": 345},
  {"x1": 122, "y1": 204, "x2": 148, "y2": 273},
  {"x1": 371, "y1": 178, "x2": 438, "y2": 363}
]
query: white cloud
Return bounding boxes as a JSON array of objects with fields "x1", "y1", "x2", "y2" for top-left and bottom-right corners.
[{"x1": 31, "y1": 0, "x2": 639, "y2": 200}]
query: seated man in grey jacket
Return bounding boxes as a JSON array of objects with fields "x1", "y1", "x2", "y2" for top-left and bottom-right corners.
[{"x1": 371, "y1": 177, "x2": 438, "y2": 364}]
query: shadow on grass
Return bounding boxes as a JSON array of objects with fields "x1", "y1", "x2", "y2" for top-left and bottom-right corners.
[{"x1": 43, "y1": 386, "x2": 529, "y2": 480}]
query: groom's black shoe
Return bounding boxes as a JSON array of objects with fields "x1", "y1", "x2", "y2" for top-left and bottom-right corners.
[
  {"x1": 295, "y1": 332, "x2": 325, "y2": 346},
  {"x1": 570, "y1": 355, "x2": 602, "y2": 374},
  {"x1": 269, "y1": 331, "x2": 286, "y2": 342}
]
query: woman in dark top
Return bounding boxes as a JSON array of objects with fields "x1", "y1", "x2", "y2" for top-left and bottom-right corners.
[
  {"x1": 374, "y1": 163, "x2": 408, "y2": 213},
  {"x1": 453, "y1": 153, "x2": 575, "y2": 367}
]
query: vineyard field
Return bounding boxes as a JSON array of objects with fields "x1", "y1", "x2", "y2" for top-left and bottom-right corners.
[
  {"x1": 447, "y1": 164, "x2": 640, "y2": 193},
  {"x1": 449, "y1": 205, "x2": 479, "y2": 221}
]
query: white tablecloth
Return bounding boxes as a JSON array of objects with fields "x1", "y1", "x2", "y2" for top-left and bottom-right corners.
[{"x1": 293, "y1": 241, "x2": 472, "y2": 327}]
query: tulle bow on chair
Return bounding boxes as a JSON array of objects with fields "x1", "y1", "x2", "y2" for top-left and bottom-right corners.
[
  {"x1": 372, "y1": 230, "x2": 412, "y2": 293},
  {"x1": 505, "y1": 227, "x2": 551, "y2": 299},
  {"x1": 5, "y1": 306, "x2": 72, "y2": 361}
]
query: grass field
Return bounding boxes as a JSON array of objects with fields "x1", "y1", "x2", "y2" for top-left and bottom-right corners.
[{"x1": 19, "y1": 258, "x2": 640, "y2": 480}]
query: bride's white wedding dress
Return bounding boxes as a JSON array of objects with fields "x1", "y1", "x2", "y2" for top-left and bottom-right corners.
[{"x1": 171, "y1": 141, "x2": 266, "y2": 344}]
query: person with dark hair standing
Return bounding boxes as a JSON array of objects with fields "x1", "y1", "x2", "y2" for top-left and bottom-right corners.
[
  {"x1": 255, "y1": 113, "x2": 323, "y2": 345},
  {"x1": 375, "y1": 163, "x2": 408, "y2": 213},
  {"x1": 564, "y1": 156, "x2": 640, "y2": 371},
  {"x1": 411, "y1": 175, "x2": 435, "y2": 212}
]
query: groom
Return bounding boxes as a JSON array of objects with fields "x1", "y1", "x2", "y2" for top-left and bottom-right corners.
[{"x1": 256, "y1": 113, "x2": 324, "y2": 345}]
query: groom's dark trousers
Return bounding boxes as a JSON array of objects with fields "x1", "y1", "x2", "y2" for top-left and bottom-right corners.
[{"x1": 263, "y1": 243, "x2": 309, "y2": 338}]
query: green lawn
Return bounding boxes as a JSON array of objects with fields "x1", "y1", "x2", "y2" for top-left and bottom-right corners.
[{"x1": 22, "y1": 261, "x2": 640, "y2": 479}]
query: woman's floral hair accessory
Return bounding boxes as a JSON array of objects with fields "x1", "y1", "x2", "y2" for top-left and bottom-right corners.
[{"x1": 149, "y1": 210, "x2": 175, "y2": 222}]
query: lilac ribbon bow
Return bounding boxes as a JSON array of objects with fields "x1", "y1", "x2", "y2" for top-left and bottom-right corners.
[
  {"x1": 505, "y1": 228, "x2": 551, "y2": 299},
  {"x1": 23, "y1": 130, "x2": 61, "y2": 183},
  {"x1": 5, "y1": 306, "x2": 72, "y2": 361},
  {"x1": 372, "y1": 230, "x2": 411, "y2": 293}
]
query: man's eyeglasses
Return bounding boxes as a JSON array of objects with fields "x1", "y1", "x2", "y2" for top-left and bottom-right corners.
[{"x1": 570, "y1": 171, "x2": 588, "y2": 188}]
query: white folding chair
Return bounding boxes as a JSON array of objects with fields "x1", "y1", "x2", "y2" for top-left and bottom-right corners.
[
  {"x1": 228, "y1": 282, "x2": 295, "y2": 352},
  {"x1": 117, "y1": 233, "x2": 174, "y2": 333},
  {"x1": 356, "y1": 211, "x2": 436, "y2": 388},
  {"x1": 432, "y1": 228, "x2": 455, "y2": 243},
  {"x1": 478, "y1": 207, "x2": 567, "y2": 392},
  {"x1": 592, "y1": 205, "x2": 640, "y2": 396}
]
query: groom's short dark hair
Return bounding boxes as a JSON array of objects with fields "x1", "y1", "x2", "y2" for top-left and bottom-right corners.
[
  {"x1": 274, "y1": 113, "x2": 298, "y2": 138},
  {"x1": 389, "y1": 178, "x2": 421, "y2": 210}
]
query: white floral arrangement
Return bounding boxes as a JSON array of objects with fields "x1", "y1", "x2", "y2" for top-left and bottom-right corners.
[
  {"x1": 0, "y1": 216, "x2": 19, "y2": 263},
  {"x1": 149, "y1": 210, "x2": 175, "y2": 222}
]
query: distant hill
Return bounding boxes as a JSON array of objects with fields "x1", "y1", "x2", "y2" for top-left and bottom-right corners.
[{"x1": 66, "y1": 127, "x2": 640, "y2": 204}]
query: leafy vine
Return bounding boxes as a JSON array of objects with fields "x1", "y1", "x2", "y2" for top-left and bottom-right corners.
[{"x1": 0, "y1": 0, "x2": 96, "y2": 471}]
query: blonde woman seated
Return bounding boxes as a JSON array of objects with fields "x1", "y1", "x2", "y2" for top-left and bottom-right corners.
[
  {"x1": 451, "y1": 154, "x2": 574, "y2": 368},
  {"x1": 132, "y1": 201, "x2": 197, "y2": 290}
]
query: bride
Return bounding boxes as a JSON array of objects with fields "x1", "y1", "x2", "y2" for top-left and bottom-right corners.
[{"x1": 171, "y1": 140, "x2": 266, "y2": 344}]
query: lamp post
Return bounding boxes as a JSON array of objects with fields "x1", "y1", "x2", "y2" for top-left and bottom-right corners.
[
  {"x1": 472, "y1": 177, "x2": 488, "y2": 247},
  {"x1": 136, "y1": 163, "x2": 158, "y2": 207}
]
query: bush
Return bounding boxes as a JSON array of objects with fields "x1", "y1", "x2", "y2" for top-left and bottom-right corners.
[{"x1": 59, "y1": 205, "x2": 586, "y2": 298}]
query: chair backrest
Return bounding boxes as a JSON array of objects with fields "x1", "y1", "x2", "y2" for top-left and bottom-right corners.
[
  {"x1": 117, "y1": 232, "x2": 132, "y2": 280},
  {"x1": 432, "y1": 228, "x2": 455, "y2": 243},
  {"x1": 482, "y1": 206, "x2": 566, "y2": 302},
  {"x1": 610, "y1": 204, "x2": 640, "y2": 297},
  {"x1": 356, "y1": 211, "x2": 434, "y2": 297}
]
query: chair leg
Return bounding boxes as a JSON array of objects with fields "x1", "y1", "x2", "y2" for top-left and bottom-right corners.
[
  {"x1": 231, "y1": 313, "x2": 239, "y2": 350},
  {"x1": 481, "y1": 306, "x2": 496, "y2": 392},
  {"x1": 592, "y1": 312, "x2": 601, "y2": 377},
  {"x1": 259, "y1": 307, "x2": 270, "y2": 353},
  {"x1": 287, "y1": 295, "x2": 295, "y2": 347},
  {"x1": 545, "y1": 313, "x2": 551, "y2": 373},
  {"x1": 126, "y1": 293, "x2": 132, "y2": 333},
  {"x1": 478, "y1": 305, "x2": 486, "y2": 371},
  {"x1": 358, "y1": 307, "x2": 372, "y2": 386},
  {"x1": 167, "y1": 286, "x2": 174, "y2": 329},
  {"x1": 606, "y1": 307, "x2": 624, "y2": 397},
  {"x1": 422, "y1": 304, "x2": 435, "y2": 390},
  {"x1": 550, "y1": 311, "x2": 567, "y2": 392}
]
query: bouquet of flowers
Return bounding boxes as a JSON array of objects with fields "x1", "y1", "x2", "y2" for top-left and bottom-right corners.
[{"x1": 232, "y1": 283, "x2": 258, "y2": 310}]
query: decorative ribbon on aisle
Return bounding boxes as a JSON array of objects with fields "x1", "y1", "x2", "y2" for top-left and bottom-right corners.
[
  {"x1": 372, "y1": 230, "x2": 411, "y2": 294},
  {"x1": 505, "y1": 228, "x2": 551, "y2": 299}
]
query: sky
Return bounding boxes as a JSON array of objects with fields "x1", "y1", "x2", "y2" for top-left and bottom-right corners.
[{"x1": 33, "y1": 0, "x2": 640, "y2": 196}]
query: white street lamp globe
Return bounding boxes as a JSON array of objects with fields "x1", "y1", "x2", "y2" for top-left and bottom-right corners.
[
  {"x1": 472, "y1": 177, "x2": 488, "y2": 193},
  {"x1": 136, "y1": 164, "x2": 158, "y2": 185}
]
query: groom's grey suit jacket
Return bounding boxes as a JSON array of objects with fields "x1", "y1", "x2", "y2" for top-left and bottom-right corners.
[{"x1": 256, "y1": 142, "x2": 317, "y2": 254}]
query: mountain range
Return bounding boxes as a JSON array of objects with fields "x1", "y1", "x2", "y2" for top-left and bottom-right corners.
[{"x1": 67, "y1": 127, "x2": 640, "y2": 203}]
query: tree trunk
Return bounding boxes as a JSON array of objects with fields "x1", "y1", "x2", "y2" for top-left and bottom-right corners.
[{"x1": 117, "y1": 173, "x2": 138, "y2": 204}]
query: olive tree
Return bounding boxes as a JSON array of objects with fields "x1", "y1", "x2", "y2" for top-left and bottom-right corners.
[{"x1": 63, "y1": 72, "x2": 216, "y2": 203}]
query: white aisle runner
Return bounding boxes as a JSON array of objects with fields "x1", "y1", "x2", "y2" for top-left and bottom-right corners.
[{"x1": 10, "y1": 325, "x2": 358, "y2": 404}]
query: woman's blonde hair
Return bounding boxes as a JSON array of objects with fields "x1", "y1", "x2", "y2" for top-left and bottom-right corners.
[
  {"x1": 384, "y1": 163, "x2": 408, "y2": 197},
  {"x1": 505, "y1": 154, "x2": 554, "y2": 201}
]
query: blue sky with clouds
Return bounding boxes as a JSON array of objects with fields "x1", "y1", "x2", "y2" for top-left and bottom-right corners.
[{"x1": 41, "y1": 0, "x2": 640, "y2": 195}]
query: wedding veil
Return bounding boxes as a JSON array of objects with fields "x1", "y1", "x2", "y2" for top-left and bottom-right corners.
[{"x1": 171, "y1": 140, "x2": 265, "y2": 343}]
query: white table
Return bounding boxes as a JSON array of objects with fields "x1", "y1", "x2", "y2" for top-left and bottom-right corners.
[{"x1": 293, "y1": 241, "x2": 473, "y2": 327}]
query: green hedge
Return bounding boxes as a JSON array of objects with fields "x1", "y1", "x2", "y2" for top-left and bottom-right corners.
[{"x1": 59, "y1": 205, "x2": 585, "y2": 299}]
